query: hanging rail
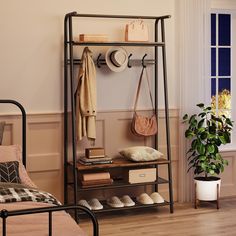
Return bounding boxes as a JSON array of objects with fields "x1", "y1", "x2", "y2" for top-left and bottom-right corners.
[{"x1": 68, "y1": 11, "x2": 171, "y2": 20}]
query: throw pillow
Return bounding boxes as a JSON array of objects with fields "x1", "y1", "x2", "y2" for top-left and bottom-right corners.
[
  {"x1": 0, "y1": 145, "x2": 37, "y2": 188},
  {"x1": 0, "y1": 161, "x2": 21, "y2": 183},
  {"x1": 119, "y1": 146, "x2": 164, "y2": 162}
]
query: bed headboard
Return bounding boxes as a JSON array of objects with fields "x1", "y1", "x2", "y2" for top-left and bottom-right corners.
[{"x1": 0, "y1": 99, "x2": 26, "y2": 167}]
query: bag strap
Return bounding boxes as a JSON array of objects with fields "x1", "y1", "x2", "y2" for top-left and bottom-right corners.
[{"x1": 133, "y1": 67, "x2": 155, "y2": 112}]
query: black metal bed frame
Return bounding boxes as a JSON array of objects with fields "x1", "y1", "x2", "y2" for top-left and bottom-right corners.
[
  {"x1": 0, "y1": 99, "x2": 99, "y2": 236},
  {"x1": 64, "y1": 11, "x2": 174, "y2": 215}
]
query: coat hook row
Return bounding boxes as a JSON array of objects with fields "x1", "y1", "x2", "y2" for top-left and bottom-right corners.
[{"x1": 69, "y1": 54, "x2": 156, "y2": 68}]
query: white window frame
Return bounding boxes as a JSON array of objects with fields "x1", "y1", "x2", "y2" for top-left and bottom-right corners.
[{"x1": 210, "y1": 9, "x2": 236, "y2": 151}]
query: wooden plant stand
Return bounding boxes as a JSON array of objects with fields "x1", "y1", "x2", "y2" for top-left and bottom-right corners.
[{"x1": 194, "y1": 183, "x2": 220, "y2": 209}]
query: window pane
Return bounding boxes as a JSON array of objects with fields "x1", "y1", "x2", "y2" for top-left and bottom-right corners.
[
  {"x1": 219, "y1": 14, "x2": 231, "y2": 46},
  {"x1": 211, "y1": 48, "x2": 216, "y2": 76},
  {"x1": 211, "y1": 14, "x2": 216, "y2": 46},
  {"x1": 219, "y1": 48, "x2": 231, "y2": 76},
  {"x1": 218, "y1": 78, "x2": 231, "y2": 110},
  {"x1": 211, "y1": 78, "x2": 216, "y2": 109}
]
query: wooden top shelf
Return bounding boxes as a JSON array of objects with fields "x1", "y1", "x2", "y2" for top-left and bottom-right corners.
[
  {"x1": 71, "y1": 41, "x2": 165, "y2": 47},
  {"x1": 71, "y1": 157, "x2": 169, "y2": 171}
]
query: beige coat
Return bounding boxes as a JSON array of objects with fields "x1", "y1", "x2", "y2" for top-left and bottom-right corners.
[{"x1": 76, "y1": 47, "x2": 96, "y2": 141}]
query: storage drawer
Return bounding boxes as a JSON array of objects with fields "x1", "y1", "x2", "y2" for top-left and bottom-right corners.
[{"x1": 124, "y1": 168, "x2": 156, "y2": 184}]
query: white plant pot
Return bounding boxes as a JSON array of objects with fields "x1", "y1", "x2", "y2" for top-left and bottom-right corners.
[{"x1": 194, "y1": 177, "x2": 221, "y2": 201}]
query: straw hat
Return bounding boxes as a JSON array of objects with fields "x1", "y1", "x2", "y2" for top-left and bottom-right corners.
[{"x1": 105, "y1": 47, "x2": 128, "y2": 72}]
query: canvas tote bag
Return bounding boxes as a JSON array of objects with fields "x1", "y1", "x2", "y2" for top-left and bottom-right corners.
[
  {"x1": 125, "y1": 20, "x2": 149, "y2": 42},
  {"x1": 131, "y1": 67, "x2": 158, "y2": 137}
]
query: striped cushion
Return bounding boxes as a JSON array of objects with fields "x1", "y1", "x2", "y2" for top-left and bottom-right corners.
[{"x1": 0, "y1": 161, "x2": 21, "y2": 183}]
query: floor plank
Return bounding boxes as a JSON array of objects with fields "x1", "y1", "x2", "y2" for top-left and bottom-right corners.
[{"x1": 79, "y1": 197, "x2": 236, "y2": 236}]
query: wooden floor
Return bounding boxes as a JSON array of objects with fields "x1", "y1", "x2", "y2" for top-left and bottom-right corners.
[{"x1": 79, "y1": 197, "x2": 236, "y2": 236}]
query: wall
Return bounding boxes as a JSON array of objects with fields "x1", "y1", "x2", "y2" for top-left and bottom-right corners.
[
  {"x1": 0, "y1": 0, "x2": 177, "y2": 113},
  {"x1": 0, "y1": 0, "x2": 178, "y2": 202}
]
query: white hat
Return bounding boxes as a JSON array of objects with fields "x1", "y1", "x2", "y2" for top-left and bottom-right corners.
[{"x1": 105, "y1": 47, "x2": 128, "y2": 72}]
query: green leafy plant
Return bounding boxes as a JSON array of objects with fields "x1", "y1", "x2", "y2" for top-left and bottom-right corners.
[{"x1": 182, "y1": 103, "x2": 233, "y2": 178}]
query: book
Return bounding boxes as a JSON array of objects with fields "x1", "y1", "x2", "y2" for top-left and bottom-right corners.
[
  {"x1": 78, "y1": 159, "x2": 113, "y2": 166},
  {"x1": 80, "y1": 156, "x2": 112, "y2": 163},
  {"x1": 82, "y1": 172, "x2": 110, "y2": 181},
  {"x1": 85, "y1": 147, "x2": 105, "y2": 159},
  {"x1": 81, "y1": 178, "x2": 113, "y2": 188}
]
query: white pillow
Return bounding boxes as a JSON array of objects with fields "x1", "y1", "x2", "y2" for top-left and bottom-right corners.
[{"x1": 119, "y1": 146, "x2": 164, "y2": 162}]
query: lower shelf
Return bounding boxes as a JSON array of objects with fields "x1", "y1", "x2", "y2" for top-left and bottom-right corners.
[
  {"x1": 75, "y1": 177, "x2": 169, "y2": 191},
  {"x1": 77, "y1": 200, "x2": 170, "y2": 214}
]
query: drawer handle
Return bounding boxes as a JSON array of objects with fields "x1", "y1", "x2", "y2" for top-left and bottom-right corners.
[{"x1": 139, "y1": 174, "x2": 146, "y2": 177}]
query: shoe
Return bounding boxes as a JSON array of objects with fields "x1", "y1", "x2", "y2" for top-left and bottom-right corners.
[
  {"x1": 107, "y1": 196, "x2": 124, "y2": 208},
  {"x1": 88, "y1": 198, "x2": 103, "y2": 210},
  {"x1": 150, "y1": 192, "x2": 165, "y2": 203},
  {"x1": 78, "y1": 199, "x2": 92, "y2": 210},
  {"x1": 120, "y1": 195, "x2": 135, "y2": 207},
  {"x1": 136, "y1": 193, "x2": 154, "y2": 205}
]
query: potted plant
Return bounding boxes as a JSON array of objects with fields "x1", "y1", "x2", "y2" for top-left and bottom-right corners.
[{"x1": 182, "y1": 103, "x2": 233, "y2": 205}]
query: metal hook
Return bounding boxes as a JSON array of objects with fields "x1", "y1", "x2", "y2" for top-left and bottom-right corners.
[
  {"x1": 142, "y1": 54, "x2": 147, "y2": 68},
  {"x1": 96, "y1": 53, "x2": 102, "y2": 68},
  {"x1": 127, "y1": 53, "x2": 133, "y2": 68}
]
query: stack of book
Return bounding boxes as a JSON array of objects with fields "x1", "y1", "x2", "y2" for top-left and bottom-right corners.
[
  {"x1": 78, "y1": 147, "x2": 113, "y2": 165},
  {"x1": 81, "y1": 172, "x2": 113, "y2": 188}
]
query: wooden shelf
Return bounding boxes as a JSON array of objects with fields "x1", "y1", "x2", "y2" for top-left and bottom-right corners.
[
  {"x1": 71, "y1": 157, "x2": 170, "y2": 171},
  {"x1": 73, "y1": 177, "x2": 169, "y2": 191}
]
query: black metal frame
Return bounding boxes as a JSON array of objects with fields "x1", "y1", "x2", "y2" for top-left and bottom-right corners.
[
  {"x1": 0, "y1": 100, "x2": 26, "y2": 167},
  {"x1": 64, "y1": 12, "x2": 174, "y2": 214},
  {"x1": 0, "y1": 100, "x2": 99, "y2": 236},
  {"x1": 0, "y1": 205, "x2": 98, "y2": 236}
]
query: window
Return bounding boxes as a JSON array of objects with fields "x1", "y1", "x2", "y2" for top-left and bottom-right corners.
[
  {"x1": 211, "y1": 11, "x2": 236, "y2": 149},
  {"x1": 211, "y1": 13, "x2": 231, "y2": 118}
]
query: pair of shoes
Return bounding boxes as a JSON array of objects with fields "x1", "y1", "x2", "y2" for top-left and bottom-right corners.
[
  {"x1": 78, "y1": 198, "x2": 103, "y2": 210},
  {"x1": 136, "y1": 192, "x2": 165, "y2": 205},
  {"x1": 107, "y1": 195, "x2": 135, "y2": 208}
]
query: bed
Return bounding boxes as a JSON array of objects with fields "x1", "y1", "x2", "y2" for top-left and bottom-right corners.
[{"x1": 0, "y1": 99, "x2": 99, "y2": 236}]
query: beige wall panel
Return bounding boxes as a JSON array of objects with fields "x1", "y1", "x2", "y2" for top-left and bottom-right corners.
[
  {"x1": 27, "y1": 153, "x2": 61, "y2": 172},
  {"x1": 220, "y1": 151, "x2": 236, "y2": 197},
  {"x1": 1, "y1": 123, "x2": 13, "y2": 145},
  {"x1": 28, "y1": 121, "x2": 61, "y2": 154},
  {"x1": 30, "y1": 171, "x2": 62, "y2": 201},
  {"x1": 158, "y1": 116, "x2": 179, "y2": 146}
]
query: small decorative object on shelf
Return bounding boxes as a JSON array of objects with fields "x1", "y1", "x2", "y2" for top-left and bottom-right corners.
[
  {"x1": 182, "y1": 103, "x2": 234, "y2": 209},
  {"x1": 78, "y1": 34, "x2": 109, "y2": 42},
  {"x1": 125, "y1": 20, "x2": 149, "y2": 42},
  {"x1": 85, "y1": 147, "x2": 105, "y2": 159}
]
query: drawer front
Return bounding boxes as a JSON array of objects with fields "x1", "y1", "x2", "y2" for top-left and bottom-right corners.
[{"x1": 128, "y1": 168, "x2": 156, "y2": 184}]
